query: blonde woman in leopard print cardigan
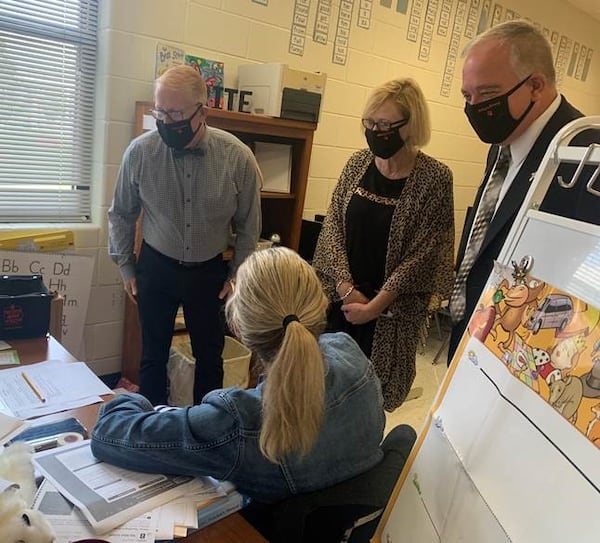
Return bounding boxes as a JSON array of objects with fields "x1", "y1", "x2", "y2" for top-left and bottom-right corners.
[{"x1": 312, "y1": 79, "x2": 454, "y2": 411}]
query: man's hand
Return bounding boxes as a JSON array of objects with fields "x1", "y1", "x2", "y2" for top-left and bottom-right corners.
[
  {"x1": 218, "y1": 280, "x2": 234, "y2": 300},
  {"x1": 124, "y1": 278, "x2": 138, "y2": 304}
]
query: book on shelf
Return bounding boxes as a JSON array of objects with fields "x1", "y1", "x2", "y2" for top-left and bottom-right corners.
[
  {"x1": 185, "y1": 55, "x2": 224, "y2": 109},
  {"x1": 155, "y1": 43, "x2": 185, "y2": 78}
]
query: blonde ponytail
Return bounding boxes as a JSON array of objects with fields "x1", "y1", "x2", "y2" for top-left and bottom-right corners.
[
  {"x1": 260, "y1": 320, "x2": 325, "y2": 462},
  {"x1": 225, "y1": 247, "x2": 329, "y2": 463}
]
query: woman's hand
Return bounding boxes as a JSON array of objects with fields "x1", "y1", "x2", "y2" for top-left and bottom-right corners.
[
  {"x1": 341, "y1": 301, "x2": 379, "y2": 324},
  {"x1": 341, "y1": 288, "x2": 396, "y2": 324},
  {"x1": 343, "y1": 288, "x2": 369, "y2": 305},
  {"x1": 336, "y1": 281, "x2": 369, "y2": 305}
]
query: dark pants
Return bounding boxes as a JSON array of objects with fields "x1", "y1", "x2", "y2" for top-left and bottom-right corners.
[{"x1": 136, "y1": 241, "x2": 228, "y2": 405}]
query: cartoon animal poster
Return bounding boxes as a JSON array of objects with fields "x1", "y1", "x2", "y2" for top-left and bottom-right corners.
[
  {"x1": 374, "y1": 261, "x2": 600, "y2": 542},
  {"x1": 470, "y1": 261, "x2": 600, "y2": 439}
]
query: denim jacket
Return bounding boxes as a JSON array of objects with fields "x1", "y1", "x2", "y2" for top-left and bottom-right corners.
[{"x1": 91, "y1": 332, "x2": 385, "y2": 503}]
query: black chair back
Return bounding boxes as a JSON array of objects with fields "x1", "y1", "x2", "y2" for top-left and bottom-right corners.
[
  {"x1": 298, "y1": 218, "x2": 323, "y2": 263},
  {"x1": 243, "y1": 424, "x2": 416, "y2": 543}
]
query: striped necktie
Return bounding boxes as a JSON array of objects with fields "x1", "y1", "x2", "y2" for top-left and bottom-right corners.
[{"x1": 449, "y1": 145, "x2": 511, "y2": 323}]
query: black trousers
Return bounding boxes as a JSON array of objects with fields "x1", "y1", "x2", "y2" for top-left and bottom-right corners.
[
  {"x1": 136, "y1": 241, "x2": 228, "y2": 405},
  {"x1": 447, "y1": 317, "x2": 468, "y2": 366}
]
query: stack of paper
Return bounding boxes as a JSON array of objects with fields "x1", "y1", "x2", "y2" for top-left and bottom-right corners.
[
  {"x1": 153, "y1": 481, "x2": 230, "y2": 541},
  {"x1": 0, "y1": 360, "x2": 113, "y2": 419},
  {"x1": 196, "y1": 488, "x2": 251, "y2": 531},
  {"x1": 33, "y1": 440, "x2": 226, "y2": 541},
  {"x1": 33, "y1": 479, "x2": 157, "y2": 543}
]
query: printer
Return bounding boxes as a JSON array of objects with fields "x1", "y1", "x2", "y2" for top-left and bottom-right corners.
[{"x1": 237, "y1": 63, "x2": 326, "y2": 123}]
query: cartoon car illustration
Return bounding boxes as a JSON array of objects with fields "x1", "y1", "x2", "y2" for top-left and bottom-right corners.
[{"x1": 527, "y1": 294, "x2": 574, "y2": 334}]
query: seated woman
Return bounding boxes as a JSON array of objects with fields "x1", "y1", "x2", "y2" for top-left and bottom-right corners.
[{"x1": 91, "y1": 247, "x2": 390, "y2": 503}]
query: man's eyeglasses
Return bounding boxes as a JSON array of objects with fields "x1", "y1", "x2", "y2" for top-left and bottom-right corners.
[
  {"x1": 150, "y1": 103, "x2": 204, "y2": 122},
  {"x1": 361, "y1": 118, "x2": 409, "y2": 131}
]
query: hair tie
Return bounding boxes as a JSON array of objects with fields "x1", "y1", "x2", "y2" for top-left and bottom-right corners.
[{"x1": 282, "y1": 314, "x2": 299, "y2": 330}]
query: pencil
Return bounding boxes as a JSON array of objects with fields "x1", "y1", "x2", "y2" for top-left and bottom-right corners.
[{"x1": 21, "y1": 372, "x2": 46, "y2": 403}]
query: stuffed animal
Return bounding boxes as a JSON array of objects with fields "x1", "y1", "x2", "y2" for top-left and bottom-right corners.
[{"x1": 0, "y1": 442, "x2": 55, "y2": 543}]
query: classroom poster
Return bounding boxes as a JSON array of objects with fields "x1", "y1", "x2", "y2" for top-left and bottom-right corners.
[
  {"x1": 375, "y1": 262, "x2": 600, "y2": 542},
  {"x1": 184, "y1": 55, "x2": 225, "y2": 109},
  {"x1": 155, "y1": 43, "x2": 185, "y2": 78}
]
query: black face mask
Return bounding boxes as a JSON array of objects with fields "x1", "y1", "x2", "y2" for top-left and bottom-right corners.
[
  {"x1": 365, "y1": 120, "x2": 408, "y2": 159},
  {"x1": 156, "y1": 105, "x2": 203, "y2": 150},
  {"x1": 464, "y1": 75, "x2": 534, "y2": 144}
]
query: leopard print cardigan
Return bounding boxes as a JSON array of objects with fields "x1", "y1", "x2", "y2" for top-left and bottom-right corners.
[{"x1": 312, "y1": 148, "x2": 454, "y2": 410}]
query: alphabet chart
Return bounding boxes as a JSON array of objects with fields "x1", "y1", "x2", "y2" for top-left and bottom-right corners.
[{"x1": 0, "y1": 250, "x2": 94, "y2": 358}]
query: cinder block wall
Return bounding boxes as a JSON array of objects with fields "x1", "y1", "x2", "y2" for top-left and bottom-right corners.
[{"x1": 8, "y1": 1, "x2": 600, "y2": 375}]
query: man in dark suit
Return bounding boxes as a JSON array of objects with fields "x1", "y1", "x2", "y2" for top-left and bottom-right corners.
[{"x1": 447, "y1": 20, "x2": 599, "y2": 364}]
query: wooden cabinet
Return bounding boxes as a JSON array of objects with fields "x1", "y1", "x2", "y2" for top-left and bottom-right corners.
[{"x1": 121, "y1": 102, "x2": 317, "y2": 384}]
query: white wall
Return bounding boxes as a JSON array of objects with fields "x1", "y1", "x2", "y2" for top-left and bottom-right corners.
[{"x1": 5, "y1": 0, "x2": 600, "y2": 375}]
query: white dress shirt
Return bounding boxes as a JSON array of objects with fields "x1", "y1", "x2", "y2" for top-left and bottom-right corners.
[{"x1": 494, "y1": 93, "x2": 562, "y2": 212}]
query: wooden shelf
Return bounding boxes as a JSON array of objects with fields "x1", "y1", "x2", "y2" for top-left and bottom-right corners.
[
  {"x1": 260, "y1": 191, "x2": 296, "y2": 199},
  {"x1": 122, "y1": 102, "x2": 317, "y2": 384}
]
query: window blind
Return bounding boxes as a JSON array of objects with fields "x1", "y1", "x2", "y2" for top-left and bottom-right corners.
[{"x1": 0, "y1": 0, "x2": 98, "y2": 223}]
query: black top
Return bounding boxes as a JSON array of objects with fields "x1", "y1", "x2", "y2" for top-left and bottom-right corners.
[{"x1": 345, "y1": 161, "x2": 406, "y2": 298}]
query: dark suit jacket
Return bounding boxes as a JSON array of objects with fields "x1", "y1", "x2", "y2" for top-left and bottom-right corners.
[{"x1": 449, "y1": 96, "x2": 600, "y2": 361}]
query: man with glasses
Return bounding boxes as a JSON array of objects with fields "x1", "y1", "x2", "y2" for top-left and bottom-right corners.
[
  {"x1": 447, "y1": 20, "x2": 600, "y2": 364},
  {"x1": 108, "y1": 65, "x2": 261, "y2": 406}
]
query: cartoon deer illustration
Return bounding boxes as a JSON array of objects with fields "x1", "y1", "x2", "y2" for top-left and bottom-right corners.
[{"x1": 492, "y1": 279, "x2": 545, "y2": 352}]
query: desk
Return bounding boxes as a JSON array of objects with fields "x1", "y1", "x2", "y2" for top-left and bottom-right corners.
[
  {"x1": 10, "y1": 335, "x2": 267, "y2": 543},
  {"x1": 183, "y1": 513, "x2": 267, "y2": 543},
  {"x1": 9, "y1": 335, "x2": 76, "y2": 364}
]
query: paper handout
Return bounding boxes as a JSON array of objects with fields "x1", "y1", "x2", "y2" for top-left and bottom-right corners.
[
  {"x1": 34, "y1": 440, "x2": 203, "y2": 534},
  {"x1": 33, "y1": 478, "x2": 157, "y2": 543},
  {"x1": 0, "y1": 360, "x2": 113, "y2": 418}
]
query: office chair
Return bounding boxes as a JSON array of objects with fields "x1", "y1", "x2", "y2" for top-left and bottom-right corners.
[{"x1": 242, "y1": 424, "x2": 417, "y2": 543}]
